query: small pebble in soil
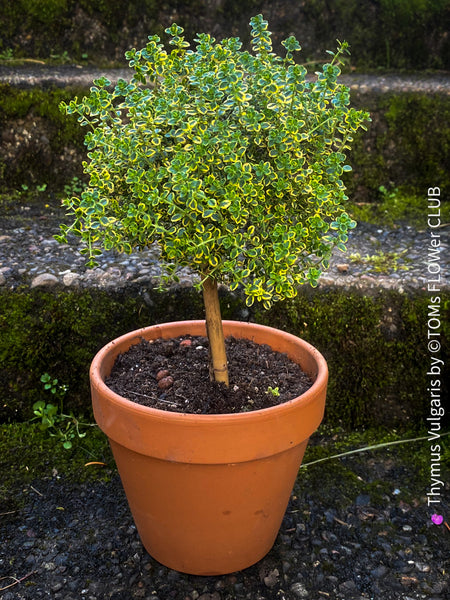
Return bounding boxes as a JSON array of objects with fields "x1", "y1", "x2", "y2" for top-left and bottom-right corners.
[
  {"x1": 157, "y1": 376, "x2": 174, "y2": 390},
  {"x1": 156, "y1": 369, "x2": 170, "y2": 381}
]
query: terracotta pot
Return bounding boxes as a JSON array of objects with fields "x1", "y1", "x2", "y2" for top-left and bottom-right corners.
[{"x1": 90, "y1": 320, "x2": 328, "y2": 575}]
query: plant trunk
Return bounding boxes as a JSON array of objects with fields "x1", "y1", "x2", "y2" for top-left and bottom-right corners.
[{"x1": 202, "y1": 277, "x2": 229, "y2": 386}]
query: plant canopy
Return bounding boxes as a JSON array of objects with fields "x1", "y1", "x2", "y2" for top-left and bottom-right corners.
[{"x1": 58, "y1": 15, "x2": 370, "y2": 386}]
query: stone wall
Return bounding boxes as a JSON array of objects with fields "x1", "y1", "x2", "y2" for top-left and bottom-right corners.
[
  {"x1": 1, "y1": 284, "x2": 448, "y2": 429},
  {"x1": 1, "y1": 83, "x2": 449, "y2": 200},
  {"x1": 1, "y1": 0, "x2": 449, "y2": 69}
]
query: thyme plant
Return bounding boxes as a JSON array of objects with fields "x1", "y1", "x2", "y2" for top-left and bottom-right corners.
[{"x1": 58, "y1": 15, "x2": 370, "y2": 386}]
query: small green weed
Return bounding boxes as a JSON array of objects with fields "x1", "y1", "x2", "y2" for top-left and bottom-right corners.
[
  {"x1": 21, "y1": 183, "x2": 47, "y2": 193},
  {"x1": 349, "y1": 249, "x2": 410, "y2": 274},
  {"x1": 31, "y1": 373, "x2": 95, "y2": 449},
  {"x1": 63, "y1": 176, "x2": 86, "y2": 198},
  {"x1": 266, "y1": 385, "x2": 280, "y2": 397},
  {"x1": 0, "y1": 48, "x2": 14, "y2": 61}
]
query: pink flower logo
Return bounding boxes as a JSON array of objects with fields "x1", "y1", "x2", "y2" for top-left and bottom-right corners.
[{"x1": 431, "y1": 514, "x2": 444, "y2": 525}]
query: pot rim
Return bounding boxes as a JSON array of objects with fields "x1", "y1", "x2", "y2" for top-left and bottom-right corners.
[
  {"x1": 90, "y1": 319, "x2": 328, "y2": 424},
  {"x1": 91, "y1": 320, "x2": 328, "y2": 462}
]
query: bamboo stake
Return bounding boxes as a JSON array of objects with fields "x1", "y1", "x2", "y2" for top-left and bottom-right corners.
[{"x1": 202, "y1": 276, "x2": 229, "y2": 386}]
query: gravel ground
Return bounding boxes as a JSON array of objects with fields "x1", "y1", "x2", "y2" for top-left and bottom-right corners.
[{"x1": 1, "y1": 432, "x2": 449, "y2": 600}]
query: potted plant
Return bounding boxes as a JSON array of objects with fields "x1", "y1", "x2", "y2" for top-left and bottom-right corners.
[{"x1": 58, "y1": 15, "x2": 370, "y2": 575}]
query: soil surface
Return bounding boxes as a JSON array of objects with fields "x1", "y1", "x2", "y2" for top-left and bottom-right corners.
[{"x1": 106, "y1": 336, "x2": 312, "y2": 414}]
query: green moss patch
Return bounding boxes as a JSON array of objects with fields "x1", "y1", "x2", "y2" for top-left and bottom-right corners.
[
  {"x1": 349, "y1": 188, "x2": 450, "y2": 229},
  {"x1": 1, "y1": 0, "x2": 160, "y2": 62},
  {"x1": 0, "y1": 84, "x2": 87, "y2": 190},
  {"x1": 0, "y1": 285, "x2": 206, "y2": 422},
  {"x1": 257, "y1": 287, "x2": 449, "y2": 428},
  {"x1": 345, "y1": 91, "x2": 450, "y2": 204},
  {"x1": 382, "y1": 94, "x2": 450, "y2": 190},
  {"x1": 300, "y1": 0, "x2": 450, "y2": 70},
  {"x1": 0, "y1": 421, "x2": 114, "y2": 514},
  {"x1": 1, "y1": 0, "x2": 448, "y2": 69}
]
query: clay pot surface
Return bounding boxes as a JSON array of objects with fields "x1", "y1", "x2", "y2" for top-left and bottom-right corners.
[{"x1": 90, "y1": 320, "x2": 328, "y2": 575}]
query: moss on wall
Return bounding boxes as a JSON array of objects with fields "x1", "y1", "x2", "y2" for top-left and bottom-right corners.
[
  {"x1": 257, "y1": 288, "x2": 449, "y2": 429},
  {"x1": 1, "y1": 0, "x2": 156, "y2": 62},
  {"x1": 345, "y1": 91, "x2": 450, "y2": 202},
  {"x1": 1, "y1": 0, "x2": 449, "y2": 69},
  {"x1": 0, "y1": 84, "x2": 87, "y2": 190},
  {"x1": 348, "y1": 189, "x2": 450, "y2": 229},
  {"x1": 299, "y1": 0, "x2": 450, "y2": 70},
  {"x1": 1, "y1": 285, "x2": 448, "y2": 430},
  {"x1": 382, "y1": 93, "x2": 450, "y2": 191},
  {"x1": 1, "y1": 85, "x2": 448, "y2": 201},
  {"x1": 0, "y1": 285, "x2": 208, "y2": 422},
  {"x1": 0, "y1": 85, "x2": 75, "y2": 124}
]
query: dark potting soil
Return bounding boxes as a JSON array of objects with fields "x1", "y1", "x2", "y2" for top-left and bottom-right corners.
[{"x1": 105, "y1": 336, "x2": 313, "y2": 414}]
